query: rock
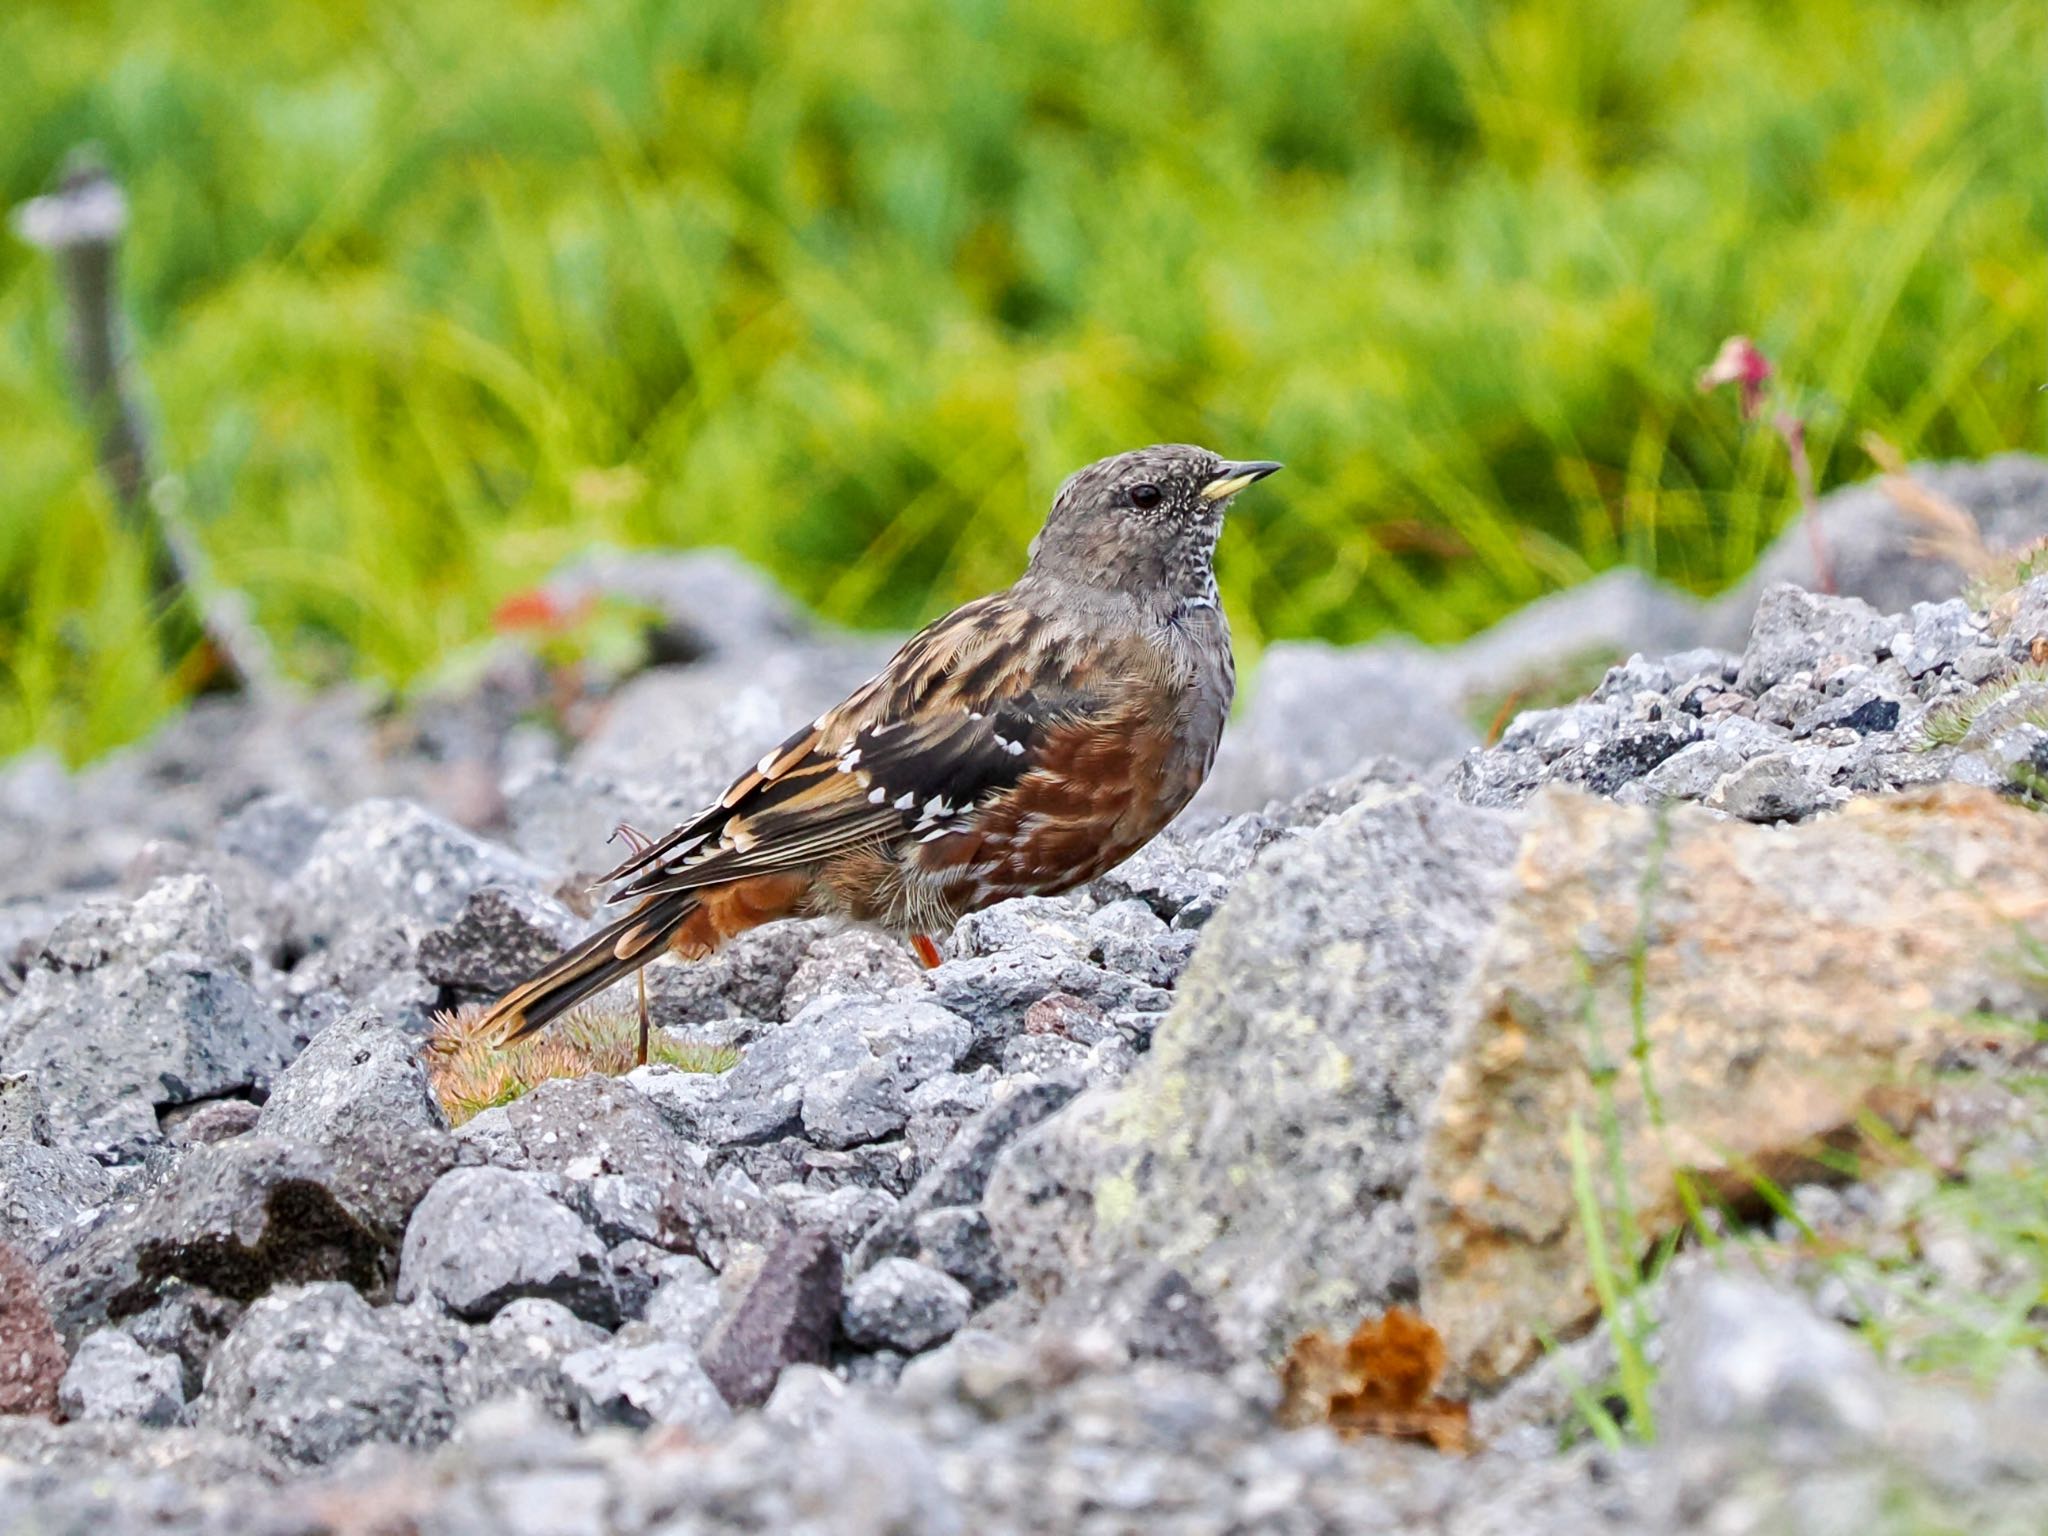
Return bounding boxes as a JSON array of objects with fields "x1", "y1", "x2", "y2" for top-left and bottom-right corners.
[
  {"x1": 460, "y1": 1297, "x2": 610, "y2": 1419},
  {"x1": 397, "y1": 1167, "x2": 617, "y2": 1326},
  {"x1": 0, "y1": 1141, "x2": 114, "y2": 1256},
  {"x1": 652, "y1": 1164, "x2": 792, "y2": 1271},
  {"x1": 841, "y1": 1258, "x2": 972, "y2": 1353},
  {"x1": 257, "y1": 1007, "x2": 448, "y2": 1147},
  {"x1": 912, "y1": 1206, "x2": 1008, "y2": 1304},
  {"x1": 662, "y1": 996, "x2": 970, "y2": 1149},
  {"x1": 415, "y1": 884, "x2": 579, "y2": 994},
  {"x1": 37, "y1": 1134, "x2": 442, "y2": 1345},
  {"x1": 0, "y1": 875, "x2": 296, "y2": 1153},
  {"x1": 1197, "y1": 639, "x2": 1478, "y2": 812},
  {"x1": 1658, "y1": 1276, "x2": 1883, "y2": 1456},
  {"x1": 698, "y1": 1228, "x2": 842, "y2": 1409},
  {"x1": 1733, "y1": 584, "x2": 1900, "y2": 695},
  {"x1": 926, "y1": 948, "x2": 1169, "y2": 1057},
  {"x1": 1418, "y1": 785, "x2": 2048, "y2": 1386},
  {"x1": 1703, "y1": 751, "x2": 1831, "y2": 822},
  {"x1": 1707, "y1": 454, "x2": 2048, "y2": 643},
  {"x1": 214, "y1": 792, "x2": 330, "y2": 880},
  {"x1": 56, "y1": 1329, "x2": 183, "y2": 1426},
  {"x1": 0, "y1": 1243, "x2": 65, "y2": 1417},
  {"x1": 283, "y1": 798, "x2": 546, "y2": 952},
  {"x1": 644, "y1": 920, "x2": 819, "y2": 1029},
  {"x1": 115, "y1": 1282, "x2": 241, "y2": 1400},
  {"x1": 0, "y1": 1069, "x2": 51, "y2": 1143},
  {"x1": 199, "y1": 1282, "x2": 455, "y2": 1464},
  {"x1": 781, "y1": 926, "x2": 927, "y2": 1018},
  {"x1": 559, "y1": 1339, "x2": 732, "y2": 1434},
  {"x1": 984, "y1": 786, "x2": 1519, "y2": 1360},
  {"x1": 761, "y1": 1362, "x2": 849, "y2": 1434},
  {"x1": 164, "y1": 1099, "x2": 263, "y2": 1145},
  {"x1": 852, "y1": 1077, "x2": 1081, "y2": 1273},
  {"x1": 798, "y1": 1000, "x2": 975, "y2": 1150},
  {"x1": 642, "y1": 1260, "x2": 723, "y2": 1348},
  {"x1": 458, "y1": 1074, "x2": 700, "y2": 1185}
]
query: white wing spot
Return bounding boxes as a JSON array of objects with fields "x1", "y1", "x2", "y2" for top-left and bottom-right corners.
[
  {"x1": 756, "y1": 751, "x2": 779, "y2": 777},
  {"x1": 868, "y1": 786, "x2": 887, "y2": 804},
  {"x1": 894, "y1": 792, "x2": 917, "y2": 811},
  {"x1": 836, "y1": 749, "x2": 862, "y2": 773}
]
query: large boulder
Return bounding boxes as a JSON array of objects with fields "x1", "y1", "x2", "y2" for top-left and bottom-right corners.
[
  {"x1": 984, "y1": 785, "x2": 1521, "y2": 1359},
  {"x1": 1417, "y1": 784, "x2": 2048, "y2": 1386}
]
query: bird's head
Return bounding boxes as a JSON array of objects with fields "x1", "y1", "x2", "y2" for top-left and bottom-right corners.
[{"x1": 1025, "y1": 444, "x2": 1282, "y2": 601}]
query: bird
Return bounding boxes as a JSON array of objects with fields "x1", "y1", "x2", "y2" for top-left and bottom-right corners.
[{"x1": 478, "y1": 444, "x2": 1282, "y2": 1057}]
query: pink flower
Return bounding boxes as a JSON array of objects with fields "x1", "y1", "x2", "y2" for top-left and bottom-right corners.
[{"x1": 1698, "y1": 336, "x2": 1774, "y2": 421}]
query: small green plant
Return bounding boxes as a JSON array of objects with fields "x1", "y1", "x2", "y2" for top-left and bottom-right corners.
[{"x1": 425, "y1": 996, "x2": 737, "y2": 1127}]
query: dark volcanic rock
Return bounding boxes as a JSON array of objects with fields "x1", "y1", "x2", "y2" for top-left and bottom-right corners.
[
  {"x1": 698, "y1": 1227, "x2": 843, "y2": 1409},
  {"x1": 416, "y1": 884, "x2": 580, "y2": 994}
]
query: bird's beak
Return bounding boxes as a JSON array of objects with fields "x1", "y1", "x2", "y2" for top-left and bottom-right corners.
[{"x1": 1199, "y1": 460, "x2": 1284, "y2": 502}]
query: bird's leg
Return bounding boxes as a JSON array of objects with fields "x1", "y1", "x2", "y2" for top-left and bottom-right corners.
[
  {"x1": 911, "y1": 933, "x2": 943, "y2": 970},
  {"x1": 610, "y1": 821, "x2": 655, "y2": 856},
  {"x1": 636, "y1": 968, "x2": 651, "y2": 1068}
]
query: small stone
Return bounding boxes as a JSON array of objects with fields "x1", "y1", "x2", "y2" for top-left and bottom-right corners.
[
  {"x1": 0, "y1": 1070, "x2": 52, "y2": 1144},
  {"x1": 164, "y1": 1098, "x2": 263, "y2": 1145},
  {"x1": 841, "y1": 1258, "x2": 971, "y2": 1353},
  {"x1": 0, "y1": 1243, "x2": 65, "y2": 1417},
  {"x1": 1706, "y1": 752, "x2": 1828, "y2": 823},
  {"x1": 643, "y1": 1259, "x2": 723, "y2": 1348},
  {"x1": 56, "y1": 1329, "x2": 183, "y2": 1425},
  {"x1": 912, "y1": 1206, "x2": 1008, "y2": 1305},
  {"x1": 698, "y1": 1228, "x2": 842, "y2": 1409},
  {"x1": 0, "y1": 1141, "x2": 114, "y2": 1255},
  {"x1": 415, "y1": 884, "x2": 579, "y2": 994},
  {"x1": 397, "y1": 1166, "x2": 617, "y2": 1325},
  {"x1": 560, "y1": 1340, "x2": 733, "y2": 1433}
]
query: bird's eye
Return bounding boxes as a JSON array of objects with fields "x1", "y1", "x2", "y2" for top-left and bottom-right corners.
[{"x1": 1129, "y1": 483, "x2": 1163, "y2": 510}]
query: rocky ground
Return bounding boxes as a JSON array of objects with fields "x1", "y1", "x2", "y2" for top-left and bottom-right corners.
[{"x1": 5, "y1": 458, "x2": 2048, "y2": 1534}]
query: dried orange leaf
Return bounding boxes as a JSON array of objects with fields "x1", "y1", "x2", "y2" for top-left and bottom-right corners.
[{"x1": 1277, "y1": 1308, "x2": 1471, "y2": 1454}]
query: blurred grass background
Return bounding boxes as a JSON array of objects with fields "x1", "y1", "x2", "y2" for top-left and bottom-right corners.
[{"x1": 1, "y1": 0, "x2": 2043, "y2": 763}]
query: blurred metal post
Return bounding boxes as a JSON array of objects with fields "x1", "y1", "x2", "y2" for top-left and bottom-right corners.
[{"x1": 11, "y1": 147, "x2": 271, "y2": 694}]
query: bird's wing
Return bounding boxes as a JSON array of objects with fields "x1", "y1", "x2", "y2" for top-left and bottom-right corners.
[{"x1": 594, "y1": 592, "x2": 1125, "y2": 902}]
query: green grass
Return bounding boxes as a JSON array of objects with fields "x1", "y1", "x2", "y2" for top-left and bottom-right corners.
[{"x1": 2, "y1": 0, "x2": 2044, "y2": 762}]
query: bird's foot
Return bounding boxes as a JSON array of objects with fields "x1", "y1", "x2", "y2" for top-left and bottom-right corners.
[
  {"x1": 636, "y1": 968, "x2": 651, "y2": 1068},
  {"x1": 911, "y1": 933, "x2": 943, "y2": 970}
]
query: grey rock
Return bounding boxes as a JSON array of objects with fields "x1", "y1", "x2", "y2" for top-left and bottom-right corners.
[
  {"x1": 1659, "y1": 1275, "x2": 1884, "y2": 1457},
  {"x1": 257, "y1": 1007, "x2": 448, "y2": 1147},
  {"x1": 643, "y1": 1259, "x2": 723, "y2": 1348},
  {"x1": 199, "y1": 1282, "x2": 455, "y2": 1464},
  {"x1": 761, "y1": 1362, "x2": 849, "y2": 1433},
  {"x1": 116, "y1": 1283, "x2": 242, "y2": 1400},
  {"x1": 277, "y1": 916, "x2": 444, "y2": 1038},
  {"x1": 0, "y1": 1069, "x2": 51, "y2": 1144},
  {"x1": 1198, "y1": 638, "x2": 1479, "y2": 812},
  {"x1": 397, "y1": 1166, "x2": 617, "y2": 1325},
  {"x1": 782, "y1": 925, "x2": 931, "y2": 1018},
  {"x1": 797, "y1": 998, "x2": 975, "y2": 1150},
  {"x1": 56, "y1": 1329, "x2": 182, "y2": 1426},
  {"x1": 644, "y1": 920, "x2": 821, "y2": 1029},
  {"x1": 565, "y1": 1173, "x2": 668, "y2": 1247},
  {"x1": 699, "y1": 1227, "x2": 842, "y2": 1408},
  {"x1": 1709, "y1": 454, "x2": 2048, "y2": 642},
  {"x1": 925, "y1": 949, "x2": 1167, "y2": 1057},
  {"x1": 214, "y1": 792, "x2": 330, "y2": 880},
  {"x1": 560, "y1": 1339, "x2": 733, "y2": 1433},
  {"x1": 985, "y1": 786, "x2": 1520, "y2": 1361},
  {"x1": 458, "y1": 1073, "x2": 701, "y2": 1184},
  {"x1": 1705, "y1": 752, "x2": 1830, "y2": 823},
  {"x1": 37, "y1": 1135, "x2": 438, "y2": 1345},
  {"x1": 284, "y1": 798, "x2": 546, "y2": 951},
  {"x1": 912, "y1": 1205, "x2": 1007, "y2": 1305},
  {"x1": 461, "y1": 1297, "x2": 609, "y2": 1419},
  {"x1": 501, "y1": 761, "x2": 705, "y2": 884},
  {"x1": 653, "y1": 1164, "x2": 792, "y2": 1271},
  {"x1": 782, "y1": 1183, "x2": 898, "y2": 1255},
  {"x1": 852, "y1": 1077, "x2": 1080, "y2": 1273},
  {"x1": 1620, "y1": 740, "x2": 1745, "y2": 806},
  {"x1": 842, "y1": 1258, "x2": 971, "y2": 1353},
  {"x1": 163, "y1": 1098, "x2": 263, "y2": 1145},
  {"x1": 415, "y1": 884, "x2": 579, "y2": 994},
  {"x1": 0, "y1": 876, "x2": 296, "y2": 1153},
  {"x1": 1734, "y1": 584, "x2": 1897, "y2": 695},
  {"x1": 0, "y1": 1141, "x2": 114, "y2": 1256}
]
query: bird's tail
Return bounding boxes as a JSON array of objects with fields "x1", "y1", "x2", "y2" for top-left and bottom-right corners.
[{"x1": 477, "y1": 891, "x2": 698, "y2": 1046}]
